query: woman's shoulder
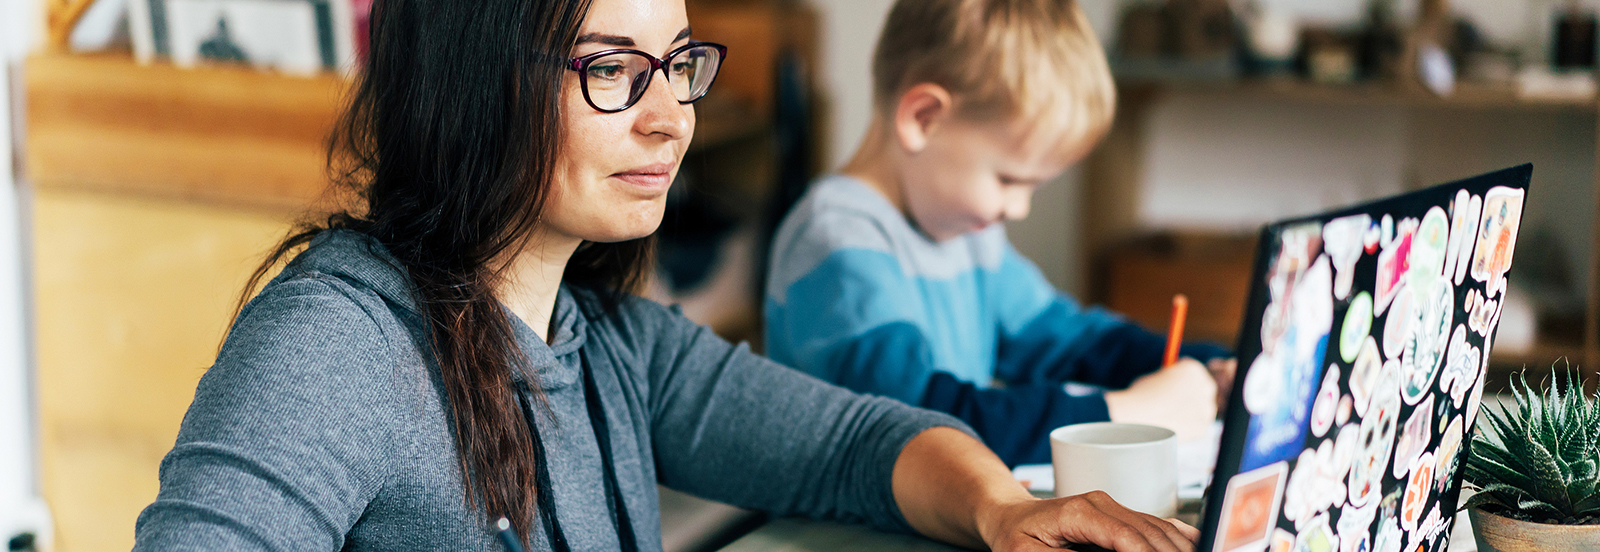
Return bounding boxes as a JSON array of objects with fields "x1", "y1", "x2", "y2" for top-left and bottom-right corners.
[
  {"x1": 220, "y1": 234, "x2": 426, "y2": 394},
  {"x1": 568, "y1": 287, "x2": 709, "y2": 357}
]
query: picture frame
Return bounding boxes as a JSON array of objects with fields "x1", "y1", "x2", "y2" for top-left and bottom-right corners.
[{"x1": 130, "y1": 0, "x2": 355, "y2": 76}]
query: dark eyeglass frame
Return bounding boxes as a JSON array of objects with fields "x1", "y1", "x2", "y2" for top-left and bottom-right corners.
[{"x1": 567, "y1": 41, "x2": 728, "y2": 113}]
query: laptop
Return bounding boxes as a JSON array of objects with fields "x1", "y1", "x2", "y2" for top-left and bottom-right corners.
[{"x1": 1198, "y1": 164, "x2": 1533, "y2": 552}]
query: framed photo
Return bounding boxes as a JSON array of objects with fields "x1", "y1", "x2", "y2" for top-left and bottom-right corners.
[{"x1": 130, "y1": 0, "x2": 355, "y2": 75}]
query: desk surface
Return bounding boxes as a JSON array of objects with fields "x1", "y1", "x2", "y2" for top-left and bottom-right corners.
[
  {"x1": 719, "y1": 498, "x2": 1482, "y2": 552},
  {"x1": 719, "y1": 517, "x2": 966, "y2": 552},
  {"x1": 720, "y1": 497, "x2": 1201, "y2": 552}
]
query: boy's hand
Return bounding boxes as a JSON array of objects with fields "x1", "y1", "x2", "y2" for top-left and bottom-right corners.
[
  {"x1": 1102, "y1": 359, "x2": 1217, "y2": 441},
  {"x1": 976, "y1": 491, "x2": 1198, "y2": 552}
]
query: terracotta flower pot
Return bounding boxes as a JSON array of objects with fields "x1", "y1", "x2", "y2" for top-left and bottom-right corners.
[{"x1": 1469, "y1": 506, "x2": 1600, "y2": 551}]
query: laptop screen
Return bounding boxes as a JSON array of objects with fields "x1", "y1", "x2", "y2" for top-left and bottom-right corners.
[{"x1": 1199, "y1": 164, "x2": 1532, "y2": 552}]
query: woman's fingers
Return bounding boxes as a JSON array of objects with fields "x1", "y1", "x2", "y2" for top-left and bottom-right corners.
[
  {"x1": 988, "y1": 491, "x2": 1200, "y2": 552},
  {"x1": 1073, "y1": 492, "x2": 1193, "y2": 552},
  {"x1": 1165, "y1": 518, "x2": 1201, "y2": 541}
]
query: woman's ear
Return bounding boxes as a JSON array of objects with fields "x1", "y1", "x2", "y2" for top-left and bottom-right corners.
[{"x1": 893, "y1": 83, "x2": 953, "y2": 154}]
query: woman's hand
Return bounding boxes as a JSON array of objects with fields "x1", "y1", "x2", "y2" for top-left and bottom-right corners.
[
  {"x1": 894, "y1": 428, "x2": 1199, "y2": 552},
  {"x1": 975, "y1": 492, "x2": 1198, "y2": 552}
]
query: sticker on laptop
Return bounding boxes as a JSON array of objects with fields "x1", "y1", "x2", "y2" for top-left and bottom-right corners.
[
  {"x1": 1340, "y1": 292, "x2": 1374, "y2": 364},
  {"x1": 1401, "y1": 280, "x2": 1452, "y2": 405},
  {"x1": 1215, "y1": 461, "x2": 1290, "y2": 552},
  {"x1": 1392, "y1": 395, "x2": 1435, "y2": 479},
  {"x1": 1374, "y1": 218, "x2": 1418, "y2": 315},
  {"x1": 1471, "y1": 187, "x2": 1525, "y2": 299},
  {"x1": 1445, "y1": 190, "x2": 1481, "y2": 287},
  {"x1": 1325, "y1": 214, "x2": 1371, "y2": 301},
  {"x1": 1438, "y1": 325, "x2": 1480, "y2": 408},
  {"x1": 1312, "y1": 366, "x2": 1341, "y2": 438}
]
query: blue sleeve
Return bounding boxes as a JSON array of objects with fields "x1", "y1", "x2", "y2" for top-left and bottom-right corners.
[
  {"x1": 997, "y1": 301, "x2": 1232, "y2": 389},
  {"x1": 989, "y1": 245, "x2": 1230, "y2": 388},
  {"x1": 837, "y1": 322, "x2": 1113, "y2": 467},
  {"x1": 765, "y1": 248, "x2": 932, "y2": 404}
]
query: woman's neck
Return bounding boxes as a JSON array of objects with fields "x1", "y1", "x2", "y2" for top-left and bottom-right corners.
[
  {"x1": 840, "y1": 119, "x2": 908, "y2": 214},
  {"x1": 496, "y1": 228, "x2": 582, "y2": 344}
]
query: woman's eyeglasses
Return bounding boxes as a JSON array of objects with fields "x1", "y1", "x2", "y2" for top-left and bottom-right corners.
[{"x1": 568, "y1": 42, "x2": 727, "y2": 113}]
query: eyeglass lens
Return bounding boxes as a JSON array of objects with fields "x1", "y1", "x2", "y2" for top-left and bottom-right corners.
[{"x1": 582, "y1": 45, "x2": 722, "y2": 111}]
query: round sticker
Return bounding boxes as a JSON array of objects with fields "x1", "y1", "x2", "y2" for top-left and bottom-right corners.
[
  {"x1": 1245, "y1": 352, "x2": 1283, "y2": 415},
  {"x1": 1434, "y1": 416, "x2": 1464, "y2": 486},
  {"x1": 1341, "y1": 292, "x2": 1374, "y2": 364},
  {"x1": 1401, "y1": 452, "x2": 1436, "y2": 533},
  {"x1": 1408, "y1": 207, "x2": 1450, "y2": 292},
  {"x1": 1392, "y1": 396, "x2": 1436, "y2": 480},
  {"x1": 1439, "y1": 325, "x2": 1481, "y2": 408},
  {"x1": 1401, "y1": 279, "x2": 1453, "y2": 405},
  {"x1": 1312, "y1": 365, "x2": 1341, "y2": 438},
  {"x1": 1350, "y1": 337, "x2": 1382, "y2": 415},
  {"x1": 1349, "y1": 383, "x2": 1399, "y2": 508},
  {"x1": 1331, "y1": 423, "x2": 1358, "y2": 479},
  {"x1": 1383, "y1": 289, "x2": 1414, "y2": 361}
]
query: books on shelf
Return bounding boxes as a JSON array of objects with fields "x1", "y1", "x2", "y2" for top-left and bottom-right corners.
[{"x1": 128, "y1": 0, "x2": 368, "y2": 76}]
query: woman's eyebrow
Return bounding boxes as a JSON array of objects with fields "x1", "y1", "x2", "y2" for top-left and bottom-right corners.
[{"x1": 575, "y1": 27, "x2": 692, "y2": 48}]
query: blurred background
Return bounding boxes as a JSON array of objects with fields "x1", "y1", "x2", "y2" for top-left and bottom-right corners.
[{"x1": 1, "y1": 0, "x2": 1597, "y2": 550}]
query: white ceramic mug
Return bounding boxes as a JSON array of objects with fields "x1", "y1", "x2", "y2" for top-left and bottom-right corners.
[{"x1": 1050, "y1": 422, "x2": 1178, "y2": 518}]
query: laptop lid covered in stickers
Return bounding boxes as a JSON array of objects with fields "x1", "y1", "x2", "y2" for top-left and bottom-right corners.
[{"x1": 1198, "y1": 164, "x2": 1532, "y2": 552}]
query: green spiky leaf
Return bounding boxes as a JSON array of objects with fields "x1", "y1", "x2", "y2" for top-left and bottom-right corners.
[{"x1": 1464, "y1": 363, "x2": 1600, "y2": 524}]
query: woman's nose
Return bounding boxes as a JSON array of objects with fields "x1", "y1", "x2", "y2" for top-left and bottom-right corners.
[{"x1": 633, "y1": 69, "x2": 691, "y2": 140}]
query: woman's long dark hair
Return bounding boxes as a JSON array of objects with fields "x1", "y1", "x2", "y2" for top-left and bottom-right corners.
[{"x1": 236, "y1": 0, "x2": 655, "y2": 538}]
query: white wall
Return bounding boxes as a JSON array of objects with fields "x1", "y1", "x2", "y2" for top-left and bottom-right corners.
[
  {"x1": 1140, "y1": 99, "x2": 1411, "y2": 230},
  {"x1": 806, "y1": 0, "x2": 1597, "y2": 297},
  {"x1": 809, "y1": 0, "x2": 894, "y2": 171},
  {"x1": 3, "y1": 0, "x2": 50, "y2": 545}
]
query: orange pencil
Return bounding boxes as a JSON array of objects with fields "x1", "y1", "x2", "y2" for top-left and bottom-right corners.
[{"x1": 1163, "y1": 294, "x2": 1188, "y2": 368}]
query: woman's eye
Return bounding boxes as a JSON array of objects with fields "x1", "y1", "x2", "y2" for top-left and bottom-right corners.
[
  {"x1": 669, "y1": 61, "x2": 692, "y2": 75},
  {"x1": 588, "y1": 63, "x2": 626, "y2": 80}
]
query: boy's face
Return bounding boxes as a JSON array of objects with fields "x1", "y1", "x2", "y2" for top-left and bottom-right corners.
[{"x1": 901, "y1": 117, "x2": 1084, "y2": 242}]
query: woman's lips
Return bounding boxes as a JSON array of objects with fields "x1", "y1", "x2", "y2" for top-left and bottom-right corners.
[{"x1": 611, "y1": 163, "x2": 674, "y2": 193}]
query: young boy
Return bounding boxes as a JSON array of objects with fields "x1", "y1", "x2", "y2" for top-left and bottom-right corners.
[{"x1": 765, "y1": 0, "x2": 1234, "y2": 466}]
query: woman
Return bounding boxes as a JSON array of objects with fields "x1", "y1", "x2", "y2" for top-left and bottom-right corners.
[{"x1": 132, "y1": 0, "x2": 1200, "y2": 550}]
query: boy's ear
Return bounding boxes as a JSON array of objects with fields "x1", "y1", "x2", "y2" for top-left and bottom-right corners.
[{"x1": 893, "y1": 83, "x2": 954, "y2": 154}]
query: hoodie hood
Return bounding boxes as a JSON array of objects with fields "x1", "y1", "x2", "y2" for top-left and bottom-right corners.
[{"x1": 280, "y1": 229, "x2": 585, "y2": 390}]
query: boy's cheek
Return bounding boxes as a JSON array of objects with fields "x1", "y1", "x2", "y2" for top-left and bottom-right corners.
[{"x1": 1001, "y1": 187, "x2": 1034, "y2": 221}]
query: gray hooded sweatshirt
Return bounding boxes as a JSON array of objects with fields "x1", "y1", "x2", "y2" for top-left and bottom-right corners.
[{"x1": 132, "y1": 230, "x2": 971, "y2": 551}]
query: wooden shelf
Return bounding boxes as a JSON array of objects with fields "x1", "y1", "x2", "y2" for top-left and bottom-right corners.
[
  {"x1": 23, "y1": 51, "x2": 780, "y2": 211},
  {"x1": 1490, "y1": 341, "x2": 1588, "y2": 371},
  {"x1": 26, "y1": 52, "x2": 347, "y2": 211},
  {"x1": 1119, "y1": 78, "x2": 1599, "y2": 112}
]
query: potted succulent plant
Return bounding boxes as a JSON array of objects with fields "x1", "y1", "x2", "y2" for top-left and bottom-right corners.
[{"x1": 1463, "y1": 368, "x2": 1600, "y2": 551}]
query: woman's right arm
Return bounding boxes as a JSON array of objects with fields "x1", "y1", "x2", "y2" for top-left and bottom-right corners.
[
  {"x1": 133, "y1": 278, "x2": 399, "y2": 551},
  {"x1": 639, "y1": 297, "x2": 964, "y2": 533}
]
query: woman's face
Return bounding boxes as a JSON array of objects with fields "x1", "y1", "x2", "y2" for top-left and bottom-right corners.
[{"x1": 544, "y1": 0, "x2": 694, "y2": 245}]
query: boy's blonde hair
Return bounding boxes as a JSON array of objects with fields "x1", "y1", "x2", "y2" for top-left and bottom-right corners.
[{"x1": 872, "y1": 0, "x2": 1115, "y2": 149}]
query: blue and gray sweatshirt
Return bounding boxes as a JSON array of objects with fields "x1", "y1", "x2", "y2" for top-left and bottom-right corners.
[{"x1": 765, "y1": 175, "x2": 1225, "y2": 466}]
